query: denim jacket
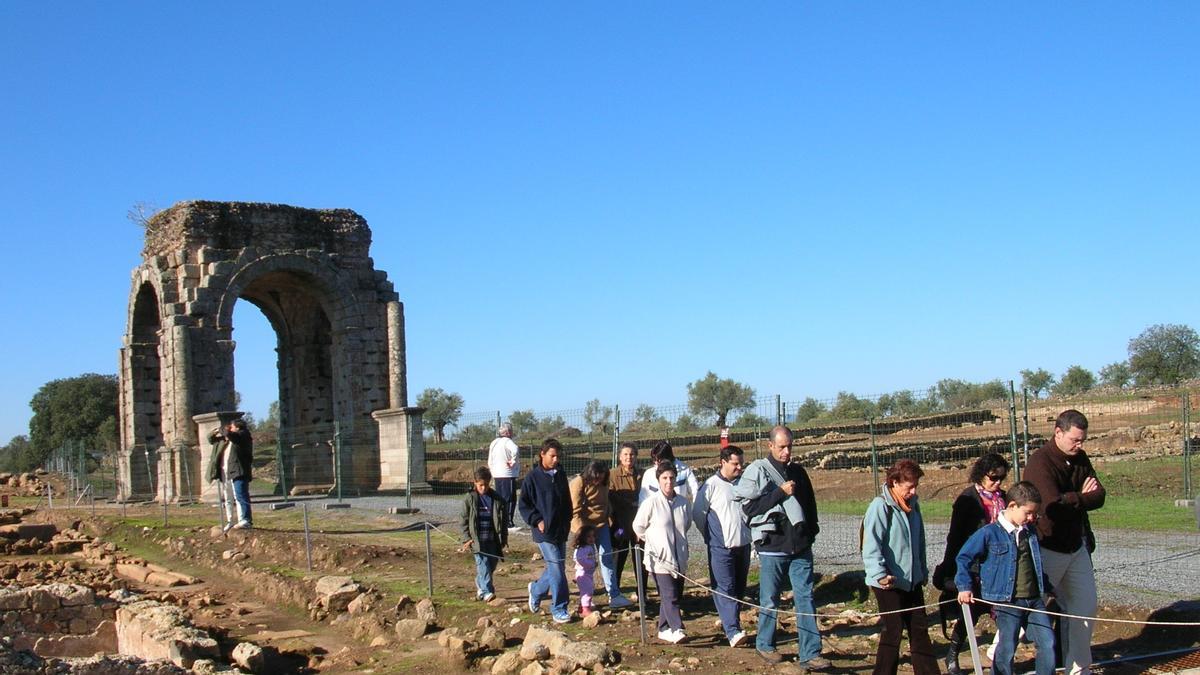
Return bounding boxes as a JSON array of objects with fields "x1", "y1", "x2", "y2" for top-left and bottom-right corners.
[{"x1": 954, "y1": 520, "x2": 1049, "y2": 602}]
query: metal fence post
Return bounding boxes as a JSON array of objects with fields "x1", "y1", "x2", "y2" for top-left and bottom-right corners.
[
  {"x1": 775, "y1": 395, "x2": 782, "y2": 426},
  {"x1": 612, "y1": 405, "x2": 621, "y2": 466},
  {"x1": 276, "y1": 435, "x2": 288, "y2": 502},
  {"x1": 869, "y1": 418, "x2": 879, "y2": 488},
  {"x1": 1008, "y1": 381, "x2": 1020, "y2": 482},
  {"x1": 333, "y1": 420, "x2": 343, "y2": 504},
  {"x1": 302, "y1": 502, "x2": 313, "y2": 571},
  {"x1": 1022, "y1": 387, "x2": 1030, "y2": 469},
  {"x1": 1183, "y1": 392, "x2": 1192, "y2": 500}
]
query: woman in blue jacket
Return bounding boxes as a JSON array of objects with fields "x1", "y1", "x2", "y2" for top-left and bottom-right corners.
[
  {"x1": 861, "y1": 458, "x2": 939, "y2": 675},
  {"x1": 519, "y1": 438, "x2": 573, "y2": 624}
]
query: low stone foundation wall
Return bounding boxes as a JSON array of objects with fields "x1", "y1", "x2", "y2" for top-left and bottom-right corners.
[
  {"x1": 0, "y1": 583, "x2": 116, "y2": 658},
  {"x1": 0, "y1": 584, "x2": 218, "y2": 668}
]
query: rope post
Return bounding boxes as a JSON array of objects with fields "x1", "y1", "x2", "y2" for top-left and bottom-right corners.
[
  {"x1": 162, "y1": 498, "x2": 168, "y2": 528},
  {"x1": 634, "y1": 545, "x2": 647, "y2": 645},
  {"x1": 775, "y1": 394, "x2": 782, "y2": 426},
  {"x1": 424, "y1": 521, "x2": 434, "y2": 598},
  {"x1": 960, "y1": 602, "x2": 985, "y2": 675},
  {"x1": 47, "y1": 484, "x2": 53, "y2": 510},
  {"x1": 302, "y1": 502, "x2": 313, "y2": 571}
]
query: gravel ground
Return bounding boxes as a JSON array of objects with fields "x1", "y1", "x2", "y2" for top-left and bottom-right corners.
[{"x1": 287, "y1": 493, "x2": 1200, "y2": 611}]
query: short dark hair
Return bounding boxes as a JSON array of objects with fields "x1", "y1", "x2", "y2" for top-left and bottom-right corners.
[
  {"x1": 650, "y1": 440, "x2": 675, "y2": 463},
  {"x1": 968, "y1": 453, "x2": 1011, "y2": 485},
  {"x1": 619, "y1": 441, "x2": 638, "y2": 453},
  {"x1": 231, "y1": 419, "x2": 248, "y2": 432},
  {"x1": 473, "y1": 466, "x2": 492, "y2": 482},
  {"x1": 541, "y1": 438, "x2": 562, "y2": 454},
  {"x1": 720, "y1": 445, "x2": 745, "y2": 463},
  {"x1": 885, "y1": 458, "x2": 924, "y2": 487},
  {"x1": 1007, "y1": 481, "x2": 1042, "y2": 507},
  {"x1": 581, "y1": 460, "x2": 609, "y2": 485},
  {"x1": 654, "y1": 460, "x2": 677, "y2": 479},
  {"x1": 1055, "y1": 409, "x2": 1089, "y2": 433}
]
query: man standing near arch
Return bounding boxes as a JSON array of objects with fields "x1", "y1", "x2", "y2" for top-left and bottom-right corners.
[
  {"x1": 488, "y1": 422, "x2": 521, "y2": 530},
  {"x1": 1025, "y1": 409, "x2": 1105, "y2": 675}
]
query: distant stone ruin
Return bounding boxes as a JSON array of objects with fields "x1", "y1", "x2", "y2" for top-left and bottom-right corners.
[{"x1": 117, "y1": 201, "x2": 428, "y2": 502}]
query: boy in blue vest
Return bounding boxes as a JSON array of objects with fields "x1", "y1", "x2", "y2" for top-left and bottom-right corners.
[{"x1": 955, "y1": 481, "x2": 1055, "y2": 675}]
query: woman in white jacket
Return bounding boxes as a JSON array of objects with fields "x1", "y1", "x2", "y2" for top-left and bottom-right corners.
[{"x1": 633, "y1": 461, "x2": 692, "y2": 644}]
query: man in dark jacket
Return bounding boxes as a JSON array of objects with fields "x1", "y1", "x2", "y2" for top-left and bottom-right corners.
[
  {"x1": 519, "y1": 438, "x2": 572, "y2": 623},
  {"x1": 732, "y1": 426, "x2": 829, "y2": 670},
  {"x1": 208, "y1": 419, "x2": 254, "y2": 530},
  {"x1": 1025, "y1": 409, "x2": 1105, "y2": 675}
]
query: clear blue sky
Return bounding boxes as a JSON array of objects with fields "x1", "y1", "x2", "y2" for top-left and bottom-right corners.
[{"x1": 2, "y1": 3, "x2": 1197, "y2": 441}]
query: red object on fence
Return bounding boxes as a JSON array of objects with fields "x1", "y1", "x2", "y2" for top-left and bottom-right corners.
[{"x1": 720, "y1": 428, "x2": 730, "y2": 449}]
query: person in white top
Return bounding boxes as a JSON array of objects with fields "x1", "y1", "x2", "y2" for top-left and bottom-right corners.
[
  {"x1": 633, "y1": 461, "x2": 692, "y2": 644},
  {"x1": 638, "y1": 440, "x2": 698, "y2": 505},
  {"x1": 692, "y1": 444, "x2": 752, "y2": 647},
  {"x1": 487, "y1": 422, "x2": 521, "y2": 529}
]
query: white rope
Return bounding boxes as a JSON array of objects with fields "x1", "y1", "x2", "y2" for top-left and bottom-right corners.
[
  {"x1": 981, "y1": 598, "x2": 1200, "y2": 627},
  {"x1": 428, "y1": 522, "x2": 1200, "y2": 628}
]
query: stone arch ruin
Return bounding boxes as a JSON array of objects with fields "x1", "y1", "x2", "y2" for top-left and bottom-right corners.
[{"x1": 117, "y1": 201, "x2": 427, "y2": 502}]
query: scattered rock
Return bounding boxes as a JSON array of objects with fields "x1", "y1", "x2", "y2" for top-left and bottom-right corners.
[
  {"x1": 492, "y1": 650, "x2": 525, "y2": 675},
  {"x1": 581, "y1": 611, "x2": 602, "y2": 628},
  {"x1": 479, "y1": 626, "x2": 505, "y2": 651},
  {"x1": 395, "y1": 618, "x2": 428, "y2": 641},
  {"x1": 314, "y1": 576, "x2": 362, "y2": 613},
  {"x1": 231, "y1": 642, "x2": 266, "y2": 673},
  {"x1": 415, "y1": 597, "x2": 437, "y2": 624}
]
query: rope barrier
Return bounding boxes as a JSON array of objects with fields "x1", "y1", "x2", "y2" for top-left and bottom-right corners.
[
  {"x1": 429, "y1": 521, "x2": 1200, "y2": 628},
  {"x1": 980, "y1": 599, "x2": 1200, "y2": 627}
]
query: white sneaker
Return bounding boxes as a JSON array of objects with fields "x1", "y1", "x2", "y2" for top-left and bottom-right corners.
[
  {"x1": 232, "y1": 520, "x2": 251, "y2": 530},
  {"x1": 729, "y1": 630, "x2": 748, "y2": 647},
  {"x1": 657, "y1": 629, "x2": 676, "y2": 642},
  {"x1": 481, "y1": 592, "x2": 495, "y2": 602},
  {"x1": 670, "y1": 629, "x2": 687, "y2": 644}
]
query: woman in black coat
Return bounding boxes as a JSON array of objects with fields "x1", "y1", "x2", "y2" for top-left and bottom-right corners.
[{"x1": 932, "y1": 453, "x2": 1010, "y2": 674}]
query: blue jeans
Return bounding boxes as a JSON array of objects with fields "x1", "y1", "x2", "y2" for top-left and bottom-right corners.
[
  {"x1": 474, "y1": 553, "x2": 498, "y2": 596},
  {"x1": 993, "y1": 597, "x2": 1055, "y2": 675},
  {"x1": 708, "y1": 543, "x2": 750, "y2": 639},
  {"x1": 532, "y1": 540, "x2": 569, "y2": 617},
  {"x1": 232, "y1": 478, "x2": 252, "y2": 525},
  {"x1": 594, "y1": 525, "x2": 622, "y2": 598},
  {"x1": 757, "y1": 552, "x2": 821, "y2": 661}
]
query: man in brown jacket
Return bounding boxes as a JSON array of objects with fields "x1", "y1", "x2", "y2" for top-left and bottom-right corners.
[{"x1": 1025, "y1": 409, "x2": 1105, "y2": 675}]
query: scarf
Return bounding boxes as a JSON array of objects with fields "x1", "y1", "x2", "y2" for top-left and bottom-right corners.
[
  {"x1": 976, "y1": 486, "x2": 1005, "y2": 524},
  {"x1": 889, "y1": 484, "x2": 912, "y2": 513}
]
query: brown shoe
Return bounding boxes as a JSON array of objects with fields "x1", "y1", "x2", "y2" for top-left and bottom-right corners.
[
  {"x1": 757, "y1": 649, "x2": 784, "y2": 664},
  {"x1": 798, "y1": 655, "x2": 832, "y2": 671}
]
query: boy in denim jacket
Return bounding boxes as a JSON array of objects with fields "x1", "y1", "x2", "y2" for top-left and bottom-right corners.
[{"x1": 955, "y1": 481, "x2": 1055, "y2": 675}]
